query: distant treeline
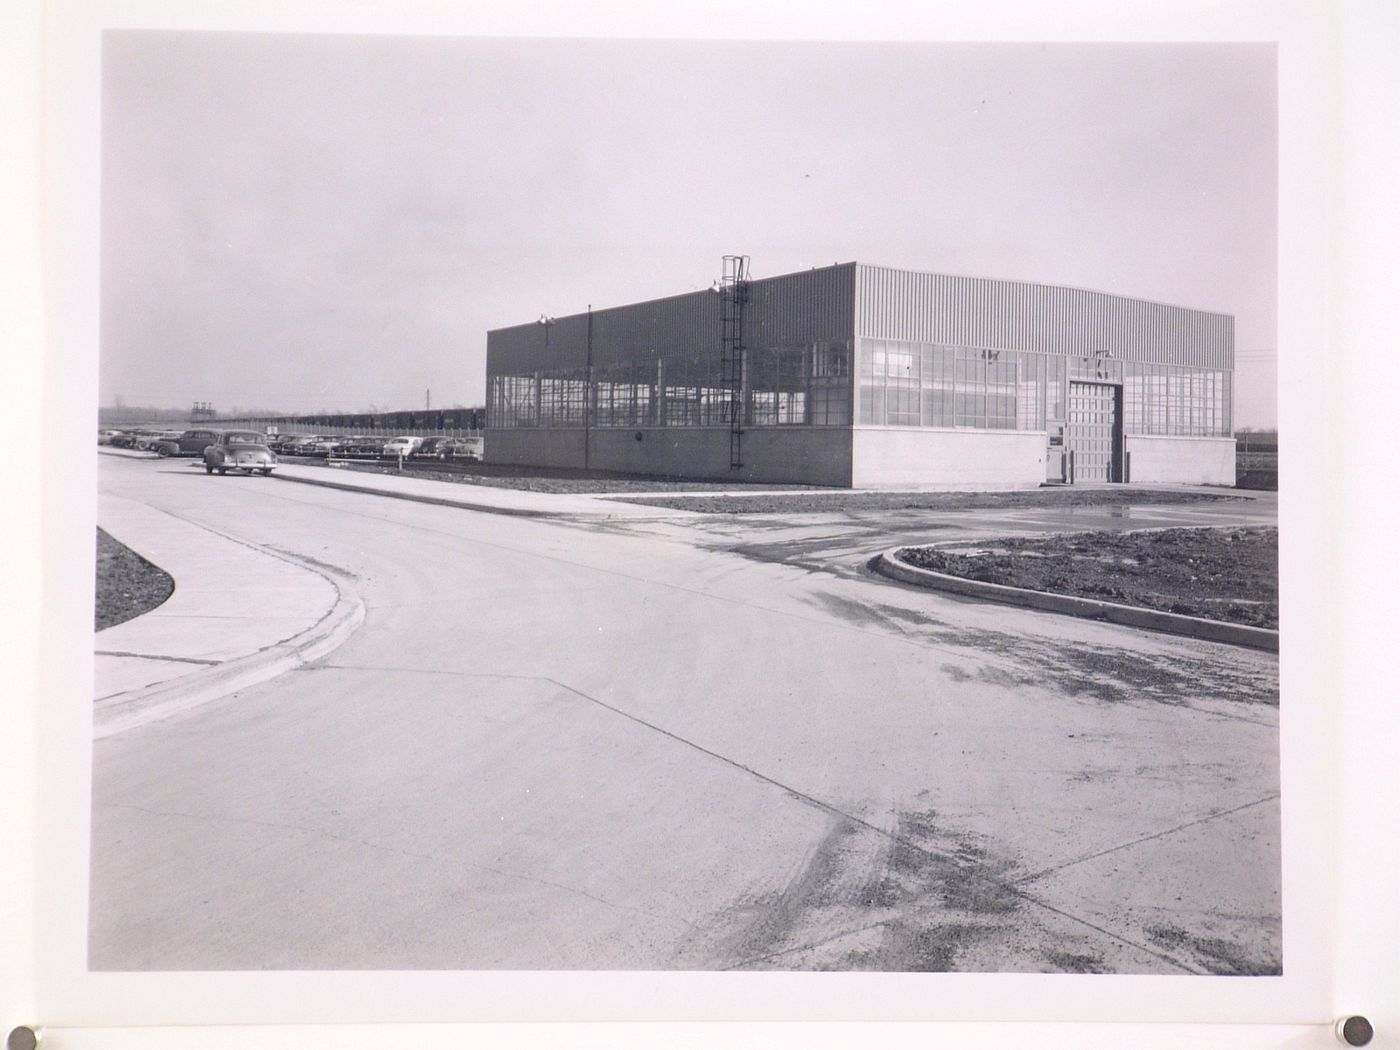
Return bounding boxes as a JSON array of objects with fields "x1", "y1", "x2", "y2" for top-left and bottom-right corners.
[
  {"x1": 99, "y1": 406, "x2": 200, "y2": 424},
  {"x1": 1234, "y1": 430, "x2": 1278, "y2": 451}
]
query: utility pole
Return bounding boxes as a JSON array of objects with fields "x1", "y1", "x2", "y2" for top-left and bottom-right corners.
[
  {"x1": 584, "y1": 305, "x2": 593, "y2": 470},
  {"x1": 426, "y1": 389, "x2": 431, "y2": 411}
]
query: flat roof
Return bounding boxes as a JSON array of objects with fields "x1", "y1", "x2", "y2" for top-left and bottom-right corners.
[{"x1": 489, "y1": 259, "x2": 1232, "y2": 335}]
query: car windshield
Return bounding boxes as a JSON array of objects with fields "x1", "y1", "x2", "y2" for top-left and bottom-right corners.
[{"x1": 226, "y1": 432, "x2": 265, "y2": 445}]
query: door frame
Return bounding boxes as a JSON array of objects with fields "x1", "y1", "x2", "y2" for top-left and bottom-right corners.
[{"x1": 1065, "y1": 380, "x2": 1124, "y2": 484}]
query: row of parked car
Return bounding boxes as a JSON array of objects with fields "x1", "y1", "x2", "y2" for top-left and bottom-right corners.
[
  {"x1": 99, "y1": 427, "x2": 483, "y2": 466},
  {"x1": 264, "y1": 433, "x2": 482, "y2": 461},
  {"x1": 97, "y1": 427, "x2": 280, "y2": 475},
  {"x1": 99, "y1": 427, "x2": 185, "y2": 451}
]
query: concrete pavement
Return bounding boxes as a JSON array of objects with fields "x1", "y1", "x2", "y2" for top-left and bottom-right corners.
[
  {"x1": 89, "y1": 455, "x2": 1280, "y2": 974},
  {"x1": 95, "y1": 488, "x2": 364, "y2": 737}
]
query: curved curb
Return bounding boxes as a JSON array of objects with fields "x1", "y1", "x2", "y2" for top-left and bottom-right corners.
[
  {"x1": 875, "y1": 547, "x2": 1279, "y2": 652},
  {"x1": 93, "y1": 565, "x2": 366, "y2": 739},
  {"x1": 271, "y1": 469, "x2": 689, "y2": 521},
  {"x1": 272, "y1": 470, "x2": 561, "y2": 519}
]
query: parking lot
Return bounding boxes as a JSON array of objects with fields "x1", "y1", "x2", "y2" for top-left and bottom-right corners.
[{"x1": 90, "y1": 450, "x2": 1280, "y2": 973}]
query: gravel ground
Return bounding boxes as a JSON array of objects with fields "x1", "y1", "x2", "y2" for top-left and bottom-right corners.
[
  {"x1": 614, "y1": 488, "x2": 1243, "y2": 515},
  {"x1": 95, "y1": 527, "x2": 174, "y2": 630},
  {"x1": 898, "y1": 526, "x2": 1278, "y2": 628}
]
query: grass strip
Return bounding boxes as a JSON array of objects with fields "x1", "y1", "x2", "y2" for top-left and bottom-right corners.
[{"x1": 95, "y1": 527, "x2": 174, "y2": 630}]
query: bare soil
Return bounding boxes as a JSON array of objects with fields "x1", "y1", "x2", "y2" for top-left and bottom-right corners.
[
  {"x1": 95, "y1": 528, "x2": 174, "y2": 630},
  {"x1": 898, "y1": 526, "x2": 1277, "y2": 629},
  {"x1": 615, "y1": 488, "x2": 1242, "y2": 515}
]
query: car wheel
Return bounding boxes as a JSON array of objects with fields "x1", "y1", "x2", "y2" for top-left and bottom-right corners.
[
  {"x1": 217, "y1": 466, "x2": 227, "y2": 475},
  {"x1": 260, "y1": 468, "x2": 272, "y2": 476},
  {"x1": 204, "y1": 464, "x2": 214, "y2": 474},
  {"x1": 157, "y1": 446, "x2": 171, "y2": 457}
]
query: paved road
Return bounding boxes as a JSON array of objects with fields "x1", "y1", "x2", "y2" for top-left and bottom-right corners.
[{"x1": 91, "y1": 457, "x2": 1280, "y2": 973}]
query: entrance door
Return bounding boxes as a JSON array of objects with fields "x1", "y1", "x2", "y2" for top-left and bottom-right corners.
[
  {"x1": 1066, "y1": 381, "x2": 1122, "y2": 483},
  {"x1": 1046, "y1": 423, "x2": 1066, "y2": 483}
]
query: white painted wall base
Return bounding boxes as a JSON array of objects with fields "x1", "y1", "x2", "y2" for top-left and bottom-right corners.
[
  {"x1": 486, "y1": 426, "x2": 1234, "y2": 489},
  {"x1": 1126, "y1": 435, "x2": 1236, "y2": 486},
  {"x1": 851, "y1": 427, "x2": 1046, "y2": 489},
  {"x1": 485, "y1": 426, "x2": 853, "y2": 486}
]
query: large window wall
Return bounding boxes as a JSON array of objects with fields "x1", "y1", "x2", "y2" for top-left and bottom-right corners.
[
  {"x1": 860, "y1": 339, "x2": 1047, "y2": 432},
  {"x1": 491, "y1": 335, "x2": 1232, "y2": 438},
  {"x1": 488, "y1": 340, "x2": 852, "y2": 429},
  {"x1": 856, "y1": 338, "x2": 1230, "y2": 437},
  {"x1": 1122, "y1": 362, "x2": 1231, "y2": 436}
]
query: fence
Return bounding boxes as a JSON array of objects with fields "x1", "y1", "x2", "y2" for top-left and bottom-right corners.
[
  {"x1": 213, "y1": 408, "x2": 486, "y2": 440},
  {"x1": 1235, "y1": 432, "x2": 1278, "y2": 489}
]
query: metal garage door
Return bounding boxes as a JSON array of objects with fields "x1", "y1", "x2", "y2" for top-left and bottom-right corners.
[{"x1": 1067, "y1": 381, "x2": 1121, "y2": 483}]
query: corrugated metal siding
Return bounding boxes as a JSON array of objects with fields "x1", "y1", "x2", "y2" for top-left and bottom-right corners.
[
  {"x1": 856, "y1": 265, "x2": 1233, "y2": 369},
  {"x1": 487, "y1": 264, "x2": 857, "y2": 380}
]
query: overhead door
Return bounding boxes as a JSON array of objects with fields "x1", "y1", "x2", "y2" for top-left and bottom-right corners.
[{"x1": 1066, "y1": 381, "x2": 1121, "y2": 483}]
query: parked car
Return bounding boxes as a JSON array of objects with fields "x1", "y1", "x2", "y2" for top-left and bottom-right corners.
[
  {"x1": 98, "y1": 429, "x2": 124, "y2": 445},
  {"x1": 382, "y1": 436, "x2": 423, "y2": 459},
  {"x1": 307, "y1": 435, "x2": 351, "y2": 457},
  {"x1": 145, "y1": 429, "x2": 185, "y2": 450},
  {"x1": 441, "y1": 437, "x2": 483, "y2": 462},
  {"x1": 278, "y1": 435, "x2": 328, "y2": 456},
  {"x1": 111, "y1": 427, "x2": 159, "y2": 450},
  {"x1": 203, "y1": 431, "x2": 277, "y2": 476},
  {"x1": 153, "y1": 428, "x2": 221, "y2": 458},
  {"x1": 336, "y1": 435, "x2": 390, "y2": 459},
  {"x1": 278, "y1": 435, "x2": 317, "y2": 454},
  {"x1": 410, "y1": 436, "x2": 454, "y2": 459}
]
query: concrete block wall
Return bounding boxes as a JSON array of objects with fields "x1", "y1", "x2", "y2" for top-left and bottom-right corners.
[
  {"x1": 1125, "y1": 435, "x2": 1236, "y2": 486},
  {"x1": 851, "y1": 428, "x2": 1046, "y2": 489},
  {"x1": 485, "y1": 426, "x2": 853, "y2": 487}
]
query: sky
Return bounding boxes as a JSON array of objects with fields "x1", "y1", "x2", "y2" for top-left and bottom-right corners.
[{"x1": 100, "y1": 34, "x2": 1277, "y2": 426}]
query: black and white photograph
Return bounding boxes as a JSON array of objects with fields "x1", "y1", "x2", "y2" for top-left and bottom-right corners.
[
  {"x1": 88, "y1": 30, "x2": 1282, "y2": 976},
  {"x1": 8, "y1": 0, "x2": 1399, "y2": 1045}
]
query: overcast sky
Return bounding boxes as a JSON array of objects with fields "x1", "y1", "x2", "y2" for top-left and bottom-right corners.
[{"x1": 101, "y1": 33, "x2": 1277, "y2": 426}]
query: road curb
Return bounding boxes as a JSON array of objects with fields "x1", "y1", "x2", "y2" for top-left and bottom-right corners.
[
  {"x1": 98, "y1": 447, "x2": 159, "y2": 459},
  {"x1": 875, "y1": 547, "x2": 1279, "y2": 652},
  {"x1": 272, "y1": 469, "x2": 689, "y2": 520},
  {"x1": 272, "y1": 470, "x2": 568, "y2": 519},
  {"x1": 93, "y1": 561, "x2": 366, "y2": 739}
]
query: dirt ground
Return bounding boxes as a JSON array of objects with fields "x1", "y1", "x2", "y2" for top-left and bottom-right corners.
[
  {"x1": 95, "y1": 527, "x2": 174, "y2": 630},
  {"x1": 898, "y1": 526, "x2": 1278, "y2": 629},
  {"x1": 616, "y1": 487, "x2": 1242, "y2": 515}
]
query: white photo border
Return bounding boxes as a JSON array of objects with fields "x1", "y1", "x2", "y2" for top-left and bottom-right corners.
[{"x1": 4, "y1": 0, "x2": 1393, "y2": 1046}]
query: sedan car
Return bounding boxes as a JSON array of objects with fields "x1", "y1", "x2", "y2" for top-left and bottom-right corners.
[
  {"x1": 410, "y1": 436, "x2": 454, "y2": 459},
  {"x1": 382, "y1": 436, "x2": 423, "y2": 459},
  {"x1": 307, "y1": 436, "x2": 351, "y2": 458},
  {"x1": 203, "y1": 431, "x2": 277, "y2": 475},
  {"x1": 336, "y1": 435, "x2": 391, "y2": 459},
  {"x1": 277, "y1": 435, "x2": 328, "y2": 456},
  {"x1": 153, "y1": 428, "x2": 221, "y2": 457},
  {"x1": 441, "y1": 437, "x2": 484, "y2": 462}
]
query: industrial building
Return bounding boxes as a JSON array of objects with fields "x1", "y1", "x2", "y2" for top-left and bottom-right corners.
[{"x1": 485, "y1": 260, "x2": 1235, "y2": 488}]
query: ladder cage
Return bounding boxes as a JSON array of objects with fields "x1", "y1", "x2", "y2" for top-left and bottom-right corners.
[{"x1": 719, "y1": 254, "x2": 750, "y2": 469}]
